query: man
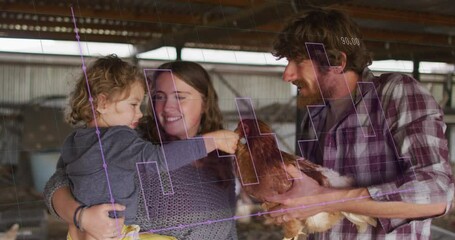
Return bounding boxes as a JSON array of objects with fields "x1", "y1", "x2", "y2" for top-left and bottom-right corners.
[{"x1": 267, "y1": 9, "x2": 454, "y2": 239}]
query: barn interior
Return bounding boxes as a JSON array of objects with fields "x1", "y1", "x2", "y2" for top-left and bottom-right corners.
[{"x1": 0, "y1": 0, "x2": 455, "y2": 239}]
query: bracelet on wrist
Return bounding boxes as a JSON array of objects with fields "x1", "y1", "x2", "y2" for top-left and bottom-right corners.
[
  {"x1": 73, "y1": 205, "x2": 86, "y2": 231},
  {"x1": 78, "y1": 206, "x2": 88, "y2": 232}
]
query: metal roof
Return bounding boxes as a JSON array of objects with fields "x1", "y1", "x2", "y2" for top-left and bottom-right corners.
[{"x1": 0, "y1": 0, "x2": 454, "y2": 63}]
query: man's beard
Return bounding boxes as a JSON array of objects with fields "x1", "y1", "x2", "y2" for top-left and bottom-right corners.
[
  {"x1": 295, "y1": 73, "x2": 337, "y2": 109},
  {"x1": 297, "y1": 93, "x2": 323, "y2": 108},
  {"x1": 295, "y1": 78, "x2": 323, "y2": 109}
]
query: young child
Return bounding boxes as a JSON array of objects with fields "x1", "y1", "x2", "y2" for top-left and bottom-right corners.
[{"x1": 62, "y1": 55, "x2": 238, "y2": 240}]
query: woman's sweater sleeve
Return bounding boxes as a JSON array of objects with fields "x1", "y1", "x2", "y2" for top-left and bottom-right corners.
[{"x1": 43, "y1": 156, "x2": 70, "y2": 220}]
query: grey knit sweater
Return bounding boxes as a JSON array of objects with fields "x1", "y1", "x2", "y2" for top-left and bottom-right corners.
[
  {"x1": 60, "y1": 126, "x2": 208, "y2": 225},
  {"x1": 44, "y1": 129, "x2": 238, "y2": 239}
]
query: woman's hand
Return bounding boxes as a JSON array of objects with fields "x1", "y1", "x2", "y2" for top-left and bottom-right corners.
[
  {"x1": 203, "y1": 130, "x2": 239, "y2": 154},
  {"x1": 80, "y1": 203, "x2": 126, "y2": 240}
]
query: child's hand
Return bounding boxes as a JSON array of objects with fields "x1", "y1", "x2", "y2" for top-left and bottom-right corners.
[{"x1": 203, "y1": 130, "x2": 239, "y2": 154}]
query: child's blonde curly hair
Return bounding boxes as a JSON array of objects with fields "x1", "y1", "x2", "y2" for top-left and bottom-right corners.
[{"x1": 66, "y1": 54, "x2": 144, "y2": 127}]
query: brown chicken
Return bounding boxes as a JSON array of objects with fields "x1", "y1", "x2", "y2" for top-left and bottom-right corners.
[{"x1": 233, "y1": 119, "x2": 376, "y2": 240}]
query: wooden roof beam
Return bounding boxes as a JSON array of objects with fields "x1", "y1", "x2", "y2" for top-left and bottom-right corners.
[
  {"x1": 365, "y1": 41, "x2": 455, "y2": 62},
  {"x1": 1, "y1": 3, "x2": 202, "y2": 25},
  {"x1": 253, "y1": 22, "x2": 454, "y2": 49},
  {"x1": 333, "y1": 4, "x2": 455, "y2": 27},
  {"x1": 0, "y1": 29, "x2": 149, "y2": 43},
  {"x1": 172, "y1": 0, "x2": 266, "y2": 8},
  {"x1": 135, "y1": 1, "x2": 294, "y2": 53},
  {"x1": 362, "y1": 28, "x2": 454, "y2": 48},
  {"x1": 0, "y1": 17, "x2": 168, "y2": 36}
]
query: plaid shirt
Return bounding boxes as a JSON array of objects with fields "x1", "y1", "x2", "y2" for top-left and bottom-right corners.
[{"x1": 298, "y1": 68, "x2": 454, "y2": 239}]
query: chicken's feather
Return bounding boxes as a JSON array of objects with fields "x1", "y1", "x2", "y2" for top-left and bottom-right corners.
[{"x1": 234, "y1": 119, "x2": 376, "y2": 240}]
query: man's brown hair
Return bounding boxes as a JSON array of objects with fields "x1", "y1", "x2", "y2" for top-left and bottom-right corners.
[{"x1": 273, "y1": 9, "x2": 372, "y2": 74}]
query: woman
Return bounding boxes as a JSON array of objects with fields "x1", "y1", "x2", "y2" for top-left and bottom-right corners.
[{"x1": 44, "y1": 61, "x2": 238, "y2": 240}]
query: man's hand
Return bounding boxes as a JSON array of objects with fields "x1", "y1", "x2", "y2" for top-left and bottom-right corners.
[{"x1": 265, "y1": 164, "x2": 335, "y2": 223}]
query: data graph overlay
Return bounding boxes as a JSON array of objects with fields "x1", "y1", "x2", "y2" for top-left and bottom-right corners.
[
  {"x1": 235, "y1": 97, "x2": 299, "y2": 185},
  {"x1": 299, "y1": 42, "x2": 417, "y2": 197},
  {"x1": 298, "y1": 42, "x2": 376, "y2": 160}
]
